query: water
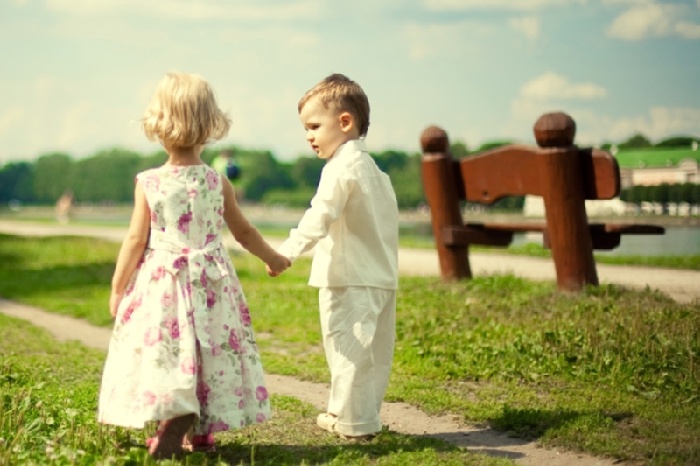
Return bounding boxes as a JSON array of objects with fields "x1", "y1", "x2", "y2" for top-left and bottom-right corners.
[
  {"x1": 509, "y1": 227, "x2": 699, "y2": 256},
  {"x1": 406, "y1": 223, "x2": 699, "y2": 257}
]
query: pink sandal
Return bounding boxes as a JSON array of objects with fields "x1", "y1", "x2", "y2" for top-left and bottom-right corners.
[{"x1": 146, "y1": 432, "x2": 216, "y2": 453}]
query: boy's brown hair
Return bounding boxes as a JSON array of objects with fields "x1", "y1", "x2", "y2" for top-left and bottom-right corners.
[{"x1": 298, "y1": 74, "x2": 370, "y2": 137}]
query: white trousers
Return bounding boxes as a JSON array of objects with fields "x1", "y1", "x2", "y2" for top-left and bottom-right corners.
[{"x1": 318, "y1": 286, "x2": 396, "y2": 436}]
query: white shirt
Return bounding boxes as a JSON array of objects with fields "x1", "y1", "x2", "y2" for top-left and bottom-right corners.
[{"x1": 278, "y1": 139, "x2": 399, "y2": 290}]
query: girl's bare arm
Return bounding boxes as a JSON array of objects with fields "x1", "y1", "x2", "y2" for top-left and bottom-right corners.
[
  {"x1": 111, "y1": 182, "x2": 151, "y2": 296},
  {"x1": 221, "y1": 175, "x2": 289, "y2": 272}
]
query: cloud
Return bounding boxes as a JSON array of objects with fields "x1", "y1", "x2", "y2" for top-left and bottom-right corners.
[
  {"x1": 45, "y1": 0, "x2": 322, "y2": 21},
  {"x1": 607, "y1": 2, "x2": 700, "y2": 40},
  {"x1": 424, "y1": 0, "x2": 583, "y2": 11},
  {"x1": 575, "y1": 106, "x2": 700, "y2": 144},
  {"x1": 402, "y1": 21, "x2": 490, "y2": 60},
  {"x1": 521, "y1": 73, "x2": 607, "y2": 100},
  {"x1": 509, "y1": 16, "x2": 540, "y2": 40}
]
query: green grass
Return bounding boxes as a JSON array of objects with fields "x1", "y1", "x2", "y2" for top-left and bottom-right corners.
[
  {"x1": 0, "y1": 315, "x2": 507, "y2": 466},
  {"x1": 1, "y1": 234, "x2": 699, "y2": 464},
  {"x1": 613, "y1": 147, "x2": 700, "y2": 169}
]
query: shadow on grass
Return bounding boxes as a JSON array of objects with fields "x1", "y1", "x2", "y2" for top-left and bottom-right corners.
[
  {"x1": 0, "y1": 261, "x2": 113, "y2": 298},
  {"x1": 120, "y1": 436, "x2": 464, "y2": 465},
  {"x1": 193, "y1": 440, "x2": 460, "y2": 465}
]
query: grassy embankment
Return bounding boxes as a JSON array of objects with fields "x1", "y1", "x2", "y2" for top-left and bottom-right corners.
[{"x1": 0, "y1": 234, "x2": 698, "y2": 465}]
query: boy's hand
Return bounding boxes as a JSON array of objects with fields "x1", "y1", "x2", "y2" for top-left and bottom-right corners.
[{"x1": 267, "y1": 254, "x2": 291, "y2": 277}]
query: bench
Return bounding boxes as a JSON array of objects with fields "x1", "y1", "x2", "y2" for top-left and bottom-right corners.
[{"x1": 420, "y1": 112, "x2": 665, "y2": 292}]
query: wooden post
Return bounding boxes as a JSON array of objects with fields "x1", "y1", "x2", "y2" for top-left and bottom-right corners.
[
  {"x1": 420, "y1": 126, "x2": 471, "y2": 279},
  {"x1": 534, "y1": 113, "x2": 598, "y2": 290}
]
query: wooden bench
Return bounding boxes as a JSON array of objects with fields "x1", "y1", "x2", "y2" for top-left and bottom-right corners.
[{"x1": 420, "y1": 112, "x2": 665, "y2": 292}]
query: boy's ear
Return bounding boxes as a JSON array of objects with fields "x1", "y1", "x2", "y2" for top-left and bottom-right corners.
[{"x1": 338, "y1": 112, "x2": 354, "y2": 134}]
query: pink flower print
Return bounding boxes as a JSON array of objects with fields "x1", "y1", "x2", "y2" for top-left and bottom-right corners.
[
  {"x1": 180, "y1": 356, "x2": 196, "y2": 375},
  {"x1": 144, "y1": 327, "x2": 162, "y2": 346},
  {"x1": 161, "y1": 292, "x2": 174, "y2": 308},
  {"x1": 228, "y1": 329, "x2": 241, "y2": 352},
  {"x1": 143, "y1": 175, "x2": 160, "y2": 193},
  {"x1": 205, "y1": 234, "x2": 216, "y2": 246},
  {"x1": 206, "y1": 170, "x2": 219, "y2": 190},
  {"x1": 208, "y1": 421, "x2": 229, "y2": 434},
  {"x1": 164, "y1": 317, "x2": 180, "y2": 339},
  {"x1": 238, "y1": 399, "x2": 245, "y2": 409},
  {"x1": 188, "y1": 188, "x2": 198, "y2": 199},
  {"x1": 150, "y1": 211, "x2": 158, "y2": 223},
  {"x1": 151, "y1": 266, "x2": 166, "y2": 281},
  {"x1": 173, "y1": 256, "x2": 187, "y2": 270},
  {"x1": 120, "y1": 301, "x2": 137, "y2": 324},
  {"x1": 255, "y1": 386, "x2": 268, "y2": 402},
  {"x1": 143, "y1": 391, "x2": 157, "y2": 406},
  {"x1": 234, "y1": 387, "x2": 244, "y2": 397},
  {"x1": 178, "y1": 212, "x2": 193, "y2": 234},
  {"x1": 256, "y1": 412, "x2": 267, "y2": 423},
  {"x1": 206, "y1": 289, "x2": 216, "y2": 308},
  {"x1": 211, "y1": 345, "x2": 222, "y2": 357},
  {"x1": 239, "y1": 303, "x2": 251, "y2": 326},
  {"x1": 196, "y1": 381, "x2": 211, "y2": 406},
  {"x1": 200, "y1": 269, "x2": 207, "y2": 287}
]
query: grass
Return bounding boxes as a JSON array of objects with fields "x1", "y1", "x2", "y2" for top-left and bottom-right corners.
[
  {"x1": 0, "y1": 314, "x2": 505, "y2": 466},
  {"x1": 1, "y1": 234, "x2": 699, "y2": 464}
]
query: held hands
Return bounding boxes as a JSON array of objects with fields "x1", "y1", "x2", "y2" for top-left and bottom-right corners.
[{"x1": 266, "y1": 253, "x2": 291, "y2": 277}]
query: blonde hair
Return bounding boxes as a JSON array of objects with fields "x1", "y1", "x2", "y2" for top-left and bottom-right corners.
[
  {"x1": 298, "y1": 73, "x2": 370, "y2": 137},
  {"x1": 142, "y1": 72, "x2": 231, "y2": 148}
]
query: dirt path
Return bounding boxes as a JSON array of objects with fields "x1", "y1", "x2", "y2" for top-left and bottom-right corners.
[{"x1": 0, "y1": 299, "x2": 615, "y2": 465}]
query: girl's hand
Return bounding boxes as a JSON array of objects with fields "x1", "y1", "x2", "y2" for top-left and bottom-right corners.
[
  {"x1": 267, "y1": 254, "x2": 291, "y2": 277},
  {"x1": 110, "y1": 292, "x2": 124, "y2": 318}
]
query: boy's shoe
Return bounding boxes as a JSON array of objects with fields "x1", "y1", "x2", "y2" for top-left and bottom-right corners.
[{"x1": 316, "y1": 413, "x2": 376, "y2": 442}]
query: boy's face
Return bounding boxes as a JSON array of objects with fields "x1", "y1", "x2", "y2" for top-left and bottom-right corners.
[{"x1": 299, "y1": 96, "x2": 355, "y2": 160}]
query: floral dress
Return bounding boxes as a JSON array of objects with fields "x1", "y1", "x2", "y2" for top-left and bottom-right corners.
[{"x1": 98, "y1": 164, "x2": 270, "y2": 435}]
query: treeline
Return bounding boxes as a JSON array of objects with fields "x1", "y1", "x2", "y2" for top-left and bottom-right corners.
[
  {"x1": 620, "y1": 183, "x2": 700, "y2": 206},
  {"x1": 0, "y1": 146, "x2": 428, "y2": 209},
  {"x1": 2, "y1": 134, "x2": 698, "y2": 211}
]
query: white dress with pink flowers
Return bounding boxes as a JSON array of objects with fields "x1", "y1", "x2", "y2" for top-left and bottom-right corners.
[{"x1": 98, "y1": 164, "x2": 270, "y2": 435}]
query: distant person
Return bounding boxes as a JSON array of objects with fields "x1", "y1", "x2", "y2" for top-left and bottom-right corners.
[
  {"x1": 270, "y1": 74, "x2": 399, "y2": 441},
  {"x1": 97, "y1": 71, "x2": 290, "y2": 460},
  {"x1": 211, "y1": 149, "x2": 241, "y2": 181},
  {"x1": 55, "y1": 190, "x2": 74, "y2": 224}
]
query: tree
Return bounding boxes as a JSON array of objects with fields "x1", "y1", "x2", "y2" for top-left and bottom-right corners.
[
  {"x1": 620, "y1": 132, "x2": 652, "y2": 149},
  {"x1": 32, "y1": 152, "x2": 73, "y2": 203},
  {"x1": 656, "y1": 136, "x2": 698, "y2": 148},
  {"x1": 71, "y1": 148, "x2": 142, "y2": 202},
  {"x1": 290, "y1": 156, "x2": 324, "y2": 189},
  {"x1": 372, "y1": 150, "x2": 407, "y2": 173},
  {"x1": 450, "y1": 141, "x2": 469, "y2": 158},
  {"x1": 477, "y1": 140, "x2": 514, "y2": 152},
  {"x1": 0, "y1": 162, "x2": 34, "y2": 203}
]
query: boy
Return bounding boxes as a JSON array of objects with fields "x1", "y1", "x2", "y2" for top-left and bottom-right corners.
[{"x1": 270, "y1": 74, "x2": 398, "y2": 440}]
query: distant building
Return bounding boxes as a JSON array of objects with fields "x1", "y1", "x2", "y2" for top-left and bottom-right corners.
[{"x1": 619, "y1": 158, "x2": 698, "y2": 188}]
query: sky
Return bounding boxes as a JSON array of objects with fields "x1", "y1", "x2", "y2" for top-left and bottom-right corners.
[{"x1": 1, "y1": 0, "x2": 700, "y2": 165}]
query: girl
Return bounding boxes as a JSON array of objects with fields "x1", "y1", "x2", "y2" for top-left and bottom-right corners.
[{"x1": 98, "y1": 72, "x2": 290, "y2": 460}]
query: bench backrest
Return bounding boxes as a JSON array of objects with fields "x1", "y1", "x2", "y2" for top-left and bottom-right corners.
[{"x1": 458, "y1": 145, "x2": 621, "y2": 204}]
